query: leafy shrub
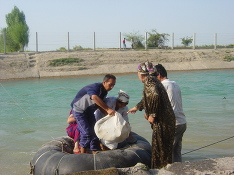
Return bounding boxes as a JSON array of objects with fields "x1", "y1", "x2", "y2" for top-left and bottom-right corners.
[
  {"x1": 224, "y1": 55, "x2": 234, "y2": 62},
  {"x1": 57, "y1": 47, "x2": 67, "y2": 51},
  {"x1": 147, "y1": 29, "x2": 169, "y2": 48},
  {"x1": 181, "y1": 36, "x2": 193, "y2": 47},
  {"x1": 78, "y1": 67, "x2": 87, "y2": 70},
  {"x1": 134, "y1": 41, "x2": 145, "y2": 49},
  {"x1": 48, "y1": 58, "x2": 84, "y2": 66},
  {"x1": 72, "y1": 45, "x2": 83, "y2": 50}
]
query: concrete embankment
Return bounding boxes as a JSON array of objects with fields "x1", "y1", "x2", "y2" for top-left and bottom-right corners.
[{"x1": 0, "y1": 49, "x2": 234, "y2": 80}]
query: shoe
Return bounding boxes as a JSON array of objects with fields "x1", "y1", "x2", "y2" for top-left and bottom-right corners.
[{"x1": 73, "y1": 151, "x2": 80, "y2": 154}]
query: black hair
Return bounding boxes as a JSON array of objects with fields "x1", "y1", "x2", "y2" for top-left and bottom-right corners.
[
  {"x1": 103, "y1": 74, "x2": 116, "y2": 82},
  {"x1": 155, "y1": 64, "x2": 167, "y2": 78}
]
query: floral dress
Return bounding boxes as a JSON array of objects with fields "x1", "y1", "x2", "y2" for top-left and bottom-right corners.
[{"x1": 136, "y1": 75, "x2": 175, "y2": 169}]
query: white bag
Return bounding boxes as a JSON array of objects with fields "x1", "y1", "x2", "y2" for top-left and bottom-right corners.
[
  {"x1": 100, "y1": 139, "x2": 118, "y2": 150},
  {"x1": 94, "y1": 112, "x2": 131, "y2": 143}
]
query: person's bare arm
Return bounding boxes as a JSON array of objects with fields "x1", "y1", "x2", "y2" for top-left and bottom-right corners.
[
  {"x1": 98, "y1": 107, "x2": 108, "y2": 116},
  {"x1": 92, "y1": 95, "x2": 115, "y2": 116},
  {"x1": 127, "y1": 98, "x2": 144, "y2": 114},
  {"x1": 127, "y1": 106, "x2": 138, "y2": 114}
]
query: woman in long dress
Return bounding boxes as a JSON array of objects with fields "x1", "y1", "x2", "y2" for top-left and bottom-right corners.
[{"x1": 128, "y1": 62, "x2": 175, "y2": 169}]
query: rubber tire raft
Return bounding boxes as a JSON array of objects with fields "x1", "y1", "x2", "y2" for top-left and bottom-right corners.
[{"x1": 30, "y1": 132, "x2": 151, "y2": 175}]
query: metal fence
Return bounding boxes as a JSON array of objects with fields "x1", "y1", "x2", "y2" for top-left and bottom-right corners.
[{"x1": 1, "y1": 31, "x2": 234, "y2": 53}]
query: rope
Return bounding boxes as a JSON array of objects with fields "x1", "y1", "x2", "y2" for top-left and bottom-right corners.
[
  {"x1": 0, "y1": 82, "x2": 54, "y2": 140},
  {"x1": 127, "y1": 149, "x2": 144, "y2": 163},
  {"x1": 93, "y1": 154, "x2": 97, "y2": 170},
  {"x1": 125, "y1": 142, "x2": 150, "y2": 163},
  {"x1": 182, "y1": 135, "x2": 234, "y2": 155},
  {"x1": 29, "y1": 150, "x2": 52, "y2": 174},
  {"x1": 55, "y1": 154, "x2": 68, "y2": 175},
  {"x1": 0, "y1": 82, "x2": 32, "y2": 119}
]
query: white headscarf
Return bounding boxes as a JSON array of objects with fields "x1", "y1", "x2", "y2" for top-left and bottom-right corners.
[{"x1": 118, "y1": 90, "x2": 130, "y2": 103}]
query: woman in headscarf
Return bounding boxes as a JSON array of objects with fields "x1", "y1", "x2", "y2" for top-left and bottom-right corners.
[{"x1": 128, "y1": 61, "x2": 175, "y2": 169}]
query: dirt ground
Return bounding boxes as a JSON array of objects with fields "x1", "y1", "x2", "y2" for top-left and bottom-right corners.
[{"x1": 0, "y1": 48, "x2": 234, "y2": 80}]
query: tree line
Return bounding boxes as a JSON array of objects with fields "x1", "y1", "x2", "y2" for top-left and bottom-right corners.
[
  {"x1": 122, "y1": 29, "x2": 193, "y2": 49},
  {"x1": 0, "y1": 6, "x2": 194, "y2": 53}
]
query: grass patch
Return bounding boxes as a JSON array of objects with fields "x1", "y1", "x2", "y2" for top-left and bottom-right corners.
[
  {"x1": 224, "y1": 55, "x2": 234, "y2": 62},
  {"x1": 56, "y1": 47, "x2": 67, "y2": 51},
  {"x1": 78, "y1": 67, "x2": 87, "y2": 70},
  {"x1": 48, "y1": 58, "x2": 84, "y2": 66}
]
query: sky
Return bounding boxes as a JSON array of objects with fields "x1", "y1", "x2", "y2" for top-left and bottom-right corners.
[{"x1": 1, "y1": 0, "x2": 234, "y2": 51}]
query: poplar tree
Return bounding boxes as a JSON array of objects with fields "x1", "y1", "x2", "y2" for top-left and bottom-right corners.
[{"x1": 4, "y1": 6, "x2": 29, "y2": 52}]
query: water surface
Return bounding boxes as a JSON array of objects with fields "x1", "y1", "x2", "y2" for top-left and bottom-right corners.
[{"x1": 0, "y1": 69, "x2": 234, "y2": 174}]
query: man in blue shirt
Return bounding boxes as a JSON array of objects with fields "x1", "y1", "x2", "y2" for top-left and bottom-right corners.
[{"x1": 71, "y1": 74, "x2": 116, "y2": 154}]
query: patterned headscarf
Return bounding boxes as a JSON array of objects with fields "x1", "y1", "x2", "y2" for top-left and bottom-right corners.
[
  {"x1": 137, "y1": 61, "x2": 157, "y2": 75},
  {"x1": 118, "y1": 90, "x2": 130, "y2": 103}
]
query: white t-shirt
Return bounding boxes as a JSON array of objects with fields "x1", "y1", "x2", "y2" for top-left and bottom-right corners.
[{"x1": 161, "y1": 79, "x2": 186, "y2": 125}]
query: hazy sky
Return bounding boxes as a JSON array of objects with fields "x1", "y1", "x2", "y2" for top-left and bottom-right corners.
[{"x1": 1, "y1": 0, "x2": 234, "y2": 51}]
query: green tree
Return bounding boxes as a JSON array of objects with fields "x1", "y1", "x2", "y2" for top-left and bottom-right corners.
[
  {"x1": 147, "y1": 29, "x2": 169, "y2": 48},
  {"x1": 4, "y1": 28, "x2": 21, "y2": 52},
  {"x1": 4, "y1": 6, "x2": 29, "y2": 52},
  {"x1": 0, "y1": 29, "x2": 5, "y2": 53},
  {"x1": 123, "y1": 31, "x2": 144, "y2": 49},
  {"x1": 181, "y1": 36, "x2": 193, "y2": 47}
]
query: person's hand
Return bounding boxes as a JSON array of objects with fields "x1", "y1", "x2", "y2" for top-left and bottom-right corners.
[
  {"x1": 144, "y1": 113, "x2": 149, "y2": 120},
  {"x1": 148, "y1": 116, "x2": 155, "y2": 124},
  {"x1": 67, "y1": 114, "x2": 76, "y2": 124},
  {"x1": 107, "y1": 108, "x2": 115, "y2": 116},
  {"x1": 127, "y1": 107, "x2": 138, "y2": 114}
]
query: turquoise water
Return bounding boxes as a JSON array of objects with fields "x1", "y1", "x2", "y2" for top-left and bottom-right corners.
[{"x1": 0, "y1": 70, "x2": 234, "y2": 174}]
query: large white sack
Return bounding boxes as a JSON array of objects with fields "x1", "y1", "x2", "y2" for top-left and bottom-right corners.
[
  {"x1": 100, "y1": 139, "x2": 118, "y2": 150},
  {"x1": 94, "y1": 112, "x2": 131, "y2": 143}
]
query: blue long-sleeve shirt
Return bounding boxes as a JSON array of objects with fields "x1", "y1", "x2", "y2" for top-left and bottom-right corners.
[{"x1": 71, "y1": 82, "x2": 107, "y2": 114}]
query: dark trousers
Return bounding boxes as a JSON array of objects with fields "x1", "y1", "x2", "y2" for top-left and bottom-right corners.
[
  {"x1": 73, "y1": 110, "x2": 100, "y2": 151},
  {"x1": 173, "y1": 123, "x2": 187, "y2": 162}
]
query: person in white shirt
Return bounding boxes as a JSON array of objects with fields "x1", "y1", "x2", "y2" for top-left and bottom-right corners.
[
  {"x1": 95, "y1": 90, "x2": 136, "y2": 150},
  {"x1": 155, "y1": 64, "x2": 187, "y2": 162}
]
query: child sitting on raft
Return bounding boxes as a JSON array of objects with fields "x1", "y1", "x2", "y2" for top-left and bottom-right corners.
[{"x1": 66, "y1": 111, "x2": 80, "y2": 154}]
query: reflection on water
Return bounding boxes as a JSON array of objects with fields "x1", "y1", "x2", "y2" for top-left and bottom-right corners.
[{"x1": 17, "y1": 130, "x2": 35, "y2": 134}]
